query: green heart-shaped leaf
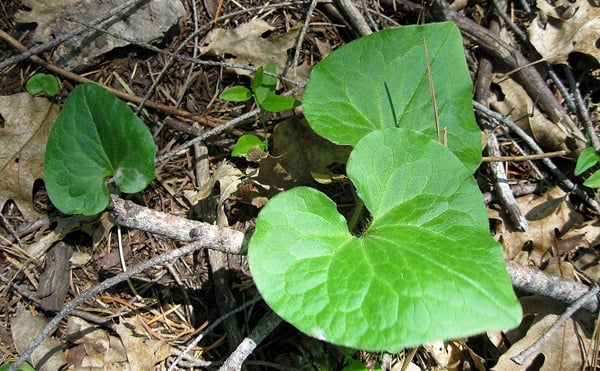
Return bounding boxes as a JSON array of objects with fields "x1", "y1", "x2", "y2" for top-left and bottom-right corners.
[
  {"x1": 44, "y1": 83, "x2": 155, "y2": 215},
  {"x1": 249, "y1": 128, "x2": 521, "y2": 351},
  {"x1": 303, "y1": 22, "x2": 481, "y2": 172}
]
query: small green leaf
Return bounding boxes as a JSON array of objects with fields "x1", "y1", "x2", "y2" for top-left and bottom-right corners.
[
  {"x1": 253, "y1": 60, "x2": 279, "y2": 105},
  {"x1": 251, "y1": 66, "x2": 265, "y2": 93},
  {"x1": 219, "y1": 86, "x2": 252, "y2": 102},
  {"x1": 231, "y1": 134, "x2": 266, "y2": 157},
  {"x1": 261, "y1": 60, "x2": 278, "y2": 89},
  {"x1": 44, "y1": 83, "x2": 156, "y2": 215},
  {"x1": 303, "y1": 22, "x2": 481, "y2": 172},
  {"x1": 0, "y1": 362, "x2": 36, "y2": 371},
  {"x1": 575, "y1": 147, "x2": 600, "y2": 176},
  {"x1": 249, "y1": 128, "x2": 521, "y2": 351},
  {"x1": 26, "y1": 73, "x2": 59, "y2": 96},
  {"x1": 583, "y1": 170, "x2": 600, "y2": 188},
  {"x1": 258, "y1": 92, "x2": 301, "y2": 113}
]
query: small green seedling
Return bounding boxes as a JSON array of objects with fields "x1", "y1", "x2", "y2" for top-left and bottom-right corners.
[
  {"x1": 26, "y1": 73, "x2": 59, "y2": 97},
  {"x1": 44, "y1": 83, "x2": 155, "y2": 215},
  {"x1": 575, "y1": 147, "x2": 600, "y2": 188},
  {"x1": 248, "y1": 22, "x2": 521, "y2": 352},
  {"x1": 220, "y1": 60, "x2": 301, "y2": 155}
]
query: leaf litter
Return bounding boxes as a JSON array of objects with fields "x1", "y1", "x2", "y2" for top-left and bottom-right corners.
[{"x1": 1, "y1": 0, "x2": 600, "y2": 369}]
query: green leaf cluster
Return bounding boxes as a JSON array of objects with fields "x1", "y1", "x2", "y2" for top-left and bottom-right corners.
[
  {"x1": 220, "y1": 60, "x2": 301, "y2": 156},
  {"x1": 248, "y1": 22, "x2": 521, "y2": 351},
  {"x1": 220, "y1": 60, "x2": 300, "y2": 113},
  {"x1": 44, "y1": 83, "x2": 156, "y2": 215},
  {"x1": 575, "y1": 147, "x2": 600, "y2": 188}
]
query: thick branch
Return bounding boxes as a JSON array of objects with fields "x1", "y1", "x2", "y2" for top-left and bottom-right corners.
[{"x1": 109, "y1": 195, "x2": 248, "y2": 254}]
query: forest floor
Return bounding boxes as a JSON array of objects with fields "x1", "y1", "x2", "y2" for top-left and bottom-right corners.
[{"x1": 1, "y1": 0, "x2": 600, "y2": 370}]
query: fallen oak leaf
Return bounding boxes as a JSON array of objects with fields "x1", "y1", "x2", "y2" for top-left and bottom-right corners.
[{"x1": 0, "y1": 93, "x2": 59, "y2": 220}]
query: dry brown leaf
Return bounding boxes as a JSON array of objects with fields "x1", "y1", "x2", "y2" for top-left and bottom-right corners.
[
  {"x1": 200, "y1": 18, "x2": 312, "y2": 81},
  {"x1": 492, "y1": 187, "x2": 584, "y2": 265},
  {"x1": 114, "y1": 317, "x2": 170, "y2": 370},
  {"x1": 66, "y1": 316, "x2": 127, "y2": 369},
  {"x1": 11, "y1": 307, "x2": 67, "y2": 371},
  {"x1": 265, "y1": 117, "x2": 351, "y2": 187},
  {"x1": 26, "y1": 213, "x2": 114, "y2": 259},
  {"x1": 15, "y1": 0, "x2": 185, "y2": 70},
  {"x1": 494, "y1": 296, "x2": 595, "y2": 370},
  {"x1": 0, "y1": 93, "x2": 59, "y2": 221},
  {"x1": 489, "y1": 78, "x2": 573, "y2": 153},
  {"x1": 527, "y1": 0, "x2": 600, "y2": 64},
  {"x1": 184, "y1": 160, "x2": 244, "y2": 205}
]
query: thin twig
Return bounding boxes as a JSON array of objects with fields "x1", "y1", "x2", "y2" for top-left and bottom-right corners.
[
  {"x1": 548, "y1": 68, "x2": 577, "y2": 114},
  {"x1": 291, "y1": 0, "x2": 319, "y2": 80},
  {"x1": 219, "y1": 311, "x2": 283, "y2": 371},
  {"x1": 333, "y1": 0, "x2": 373, "y2": 36},
  {"x1": 482, "y1": 150, "x2": 568, "y2": 162},
  {"x1": 167, "y1": 296, "x2": 262, "y2": 371},
  {"x1": 564, "y1": 66, "x2": 600, "y2": 152},
  {"x1": 510, "y1": 282, "x2": 600, "y2": 365},
  {"x1": 474, "y1": 101, "x2": 600, "y2": 215},
  {"x1": 491, "y1": 0, "x2": 528, "y2": 42}
]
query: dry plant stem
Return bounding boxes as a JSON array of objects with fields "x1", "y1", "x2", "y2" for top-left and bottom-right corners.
[
  {"x1": 510, "y1": 282, "x2": 600, "y2": 365},
  {"x1": 506, "y1": 260, "x2": 600, "y2": 312},
  {"x1": 167, "y1": 295, "x2": 262, "y2": 371},
  {"x1": 482, "y1": 151, "x2": 568, "y2": 162},
  {"x1": 290, "y1": 0, "x2": 319, "y2": 80},
  {"x1": 0, "y1": 0, "x2": 144, "y2": 70},
  {"x1": 9, "y1": 239, "x2": 222, "y2": 371},
  {"x1": 109, "y1": 195, "x2": 248, "y2": 252},
  {"x1": 219, "y1": 311, "x2": 283, "y2": 371},
  {"x1": 474, "y1": 101, "x2": 600, "y2": 215},
  {"x1": 334, "y1": 0, "x2": 374, "y2": 36}
]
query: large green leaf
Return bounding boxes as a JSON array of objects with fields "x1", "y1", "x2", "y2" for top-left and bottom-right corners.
[
  {"x1": 44, "y1": 83, "x2": 155, "y2": 215},
  {"x1": 303, "y1": 22, "x2": 481, "y2": 172},
  {"x1": 249, "y1": 128, "x2": 521, "y2": 351}
]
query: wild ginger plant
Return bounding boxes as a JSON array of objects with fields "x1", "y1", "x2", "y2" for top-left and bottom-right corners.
[{"x1": 248, "y1": 22, "x2": 521, "y2": 351}]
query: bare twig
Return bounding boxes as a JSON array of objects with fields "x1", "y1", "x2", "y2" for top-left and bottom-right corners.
[
  {"x1": 167, "y1": 296, "x2": 262, "y2": 371},
  {"x1": 482, "y1": 151, "x2": 568, "y2": 162},
  {"x1": 219, "y1": 311, "x2": 283, "y2": 370},
  {"x1": 334, "y1": 0, "x2": 374, "y2": 36},
  {"x1": 510, "y1": 282, "x2": 600, "y2": 365},
  {"x1": 474, "y1": 101, "x2": 600, "y2": 215},
  {"x1": 564, "y1": 66, "x2": 600, "y2": 152},
  {"x1": 109, "y1": 195, "x2": 248, "y2": 252},
  {"x1": 506, "y1": 260, "x2": 600, "y2": 312},
  {"x1": 485, "y1": 134, "x2": 529, "y2": 230},
  {"x1": 291, "y1": 0, "x2": 319, "y2": 80}
]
